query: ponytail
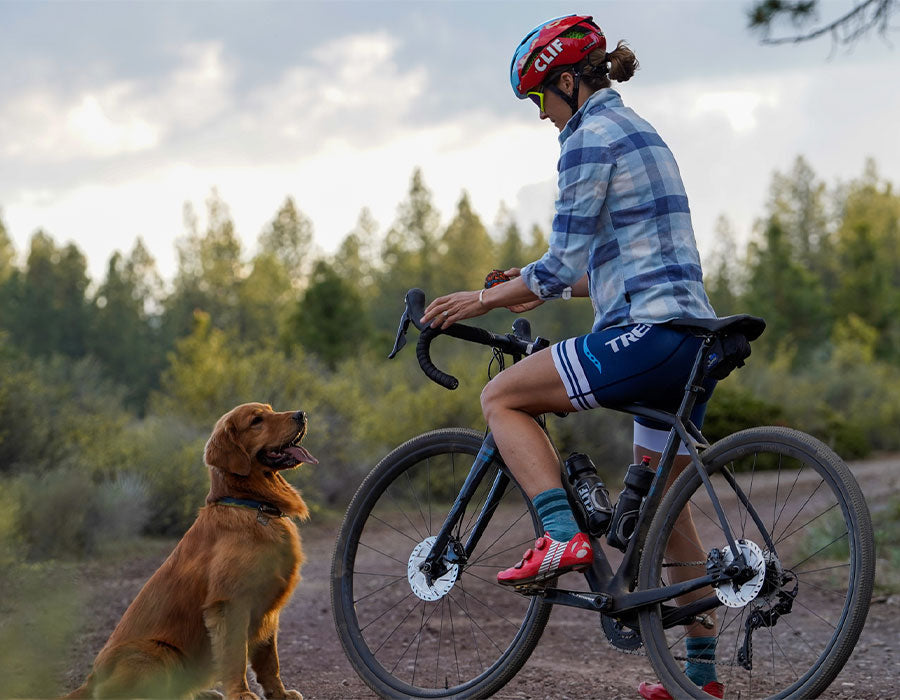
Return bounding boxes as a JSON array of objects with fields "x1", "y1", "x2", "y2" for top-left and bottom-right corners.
[
  {"x1": 579, "y1": 40, "x2": 640, "y2": 90},
  {"x1": 608, "y1": 41, "x2": 639, "y2": 82}
]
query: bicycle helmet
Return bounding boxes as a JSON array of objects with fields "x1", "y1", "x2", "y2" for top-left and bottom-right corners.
[{"x1": 510, "y1": 14, "x2": 606, "y2": 99}]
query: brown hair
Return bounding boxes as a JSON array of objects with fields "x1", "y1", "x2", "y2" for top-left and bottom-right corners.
[
  {"x1": 546, "y1": 40, "x2": 639, "y2": 91},
  {"x1": 582, "y1": 40, "x2": 639, "y2": 89}
]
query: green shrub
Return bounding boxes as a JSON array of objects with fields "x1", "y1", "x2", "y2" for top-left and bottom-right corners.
[
  {"x1": 703, "y1": 382, "x2": 786, "y2": 444},
  {"x1": 13, "y1": 466, "x2": 152, "y2": 560}
]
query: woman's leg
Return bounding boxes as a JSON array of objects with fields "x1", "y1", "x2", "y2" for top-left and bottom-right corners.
[
  {"x1": 480, "y1": 346, "x2": 575, "y2": 498},
  {"x1": 635, "y1": 446, "x2": 718, "y2": 638}
]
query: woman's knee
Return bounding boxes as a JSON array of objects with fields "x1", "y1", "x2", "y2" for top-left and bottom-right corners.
[
  {"x1": 480, "y1": 379, "x2": 503, "y2": 420},
  {"x1": 481, "y1": 374, "x2": 521, "y2": 420}
]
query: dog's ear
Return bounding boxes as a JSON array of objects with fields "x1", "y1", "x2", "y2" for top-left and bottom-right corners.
[{"x1": 204, "y1": 419, "x2": 253, "y2": 476}]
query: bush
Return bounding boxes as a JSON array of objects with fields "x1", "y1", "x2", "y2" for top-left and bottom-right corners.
[
  {"x1": 703, "y1": 382, "x2": 786, "y2": 444},
  {"x1": 129, "y1": 415, "x2": 209, "y2": 536},
  {"x1": 12, "y1": 467, "x2": 151, "y2": 560}
]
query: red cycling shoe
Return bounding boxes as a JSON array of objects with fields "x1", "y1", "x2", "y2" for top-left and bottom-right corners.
[
  {"x1": 497, "y1": 532, "x2": 592, "y2": 586},
  {"x1": 638, "y1": 681, "x2": 724, "y2": 699}
]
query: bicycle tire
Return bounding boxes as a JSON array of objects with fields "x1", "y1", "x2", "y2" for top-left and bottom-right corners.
[
  {"x1": 638, "y1": 426, "x2": 875, "y2": 699},
  {"x1": 331, "y1": 428, "x2": 551, "y2": 699}
]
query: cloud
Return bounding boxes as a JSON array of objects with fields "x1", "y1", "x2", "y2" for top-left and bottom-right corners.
[
  {"x1": 1, "y1": 83, "x2": 158, "y2": 160},
  {"x1": 690, "y1": 89, "x2": 780, "y2": 133},
  {"x1": 0, "y1": 41, "x2": 230, "y2": 164},
  {"x1": 2, "y1": 14, "x2": 898, "y2": 293}
]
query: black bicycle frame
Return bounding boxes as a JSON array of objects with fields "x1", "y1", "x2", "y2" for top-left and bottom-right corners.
[{"x1": 420, "y1": 335, "x2": 775, "y2": 623}]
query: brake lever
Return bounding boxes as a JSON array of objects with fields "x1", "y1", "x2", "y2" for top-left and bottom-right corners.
[{"x1": 388, "y1": 308, "x2": 411, "y2": 359}]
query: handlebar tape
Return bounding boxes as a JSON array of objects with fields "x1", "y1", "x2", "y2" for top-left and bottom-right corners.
[
  {"x1": 416, "y1": 328, "x2": 459, "y2": 390},
  {"x1": 404, "y1": 287, "x2": 533, "y2": 391}
]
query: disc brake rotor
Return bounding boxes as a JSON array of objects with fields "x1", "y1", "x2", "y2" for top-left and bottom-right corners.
[
  {"x1": 715, "y1": 539, "x2": 766, "y2": 608},
  {"x1": 407, "y1": 535, "x2": 459, "y2": 602}
]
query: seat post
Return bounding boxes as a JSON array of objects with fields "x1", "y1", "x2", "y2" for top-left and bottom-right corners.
[{"x1": 674, "y1": 335, "x2": 713, "y2": 422}]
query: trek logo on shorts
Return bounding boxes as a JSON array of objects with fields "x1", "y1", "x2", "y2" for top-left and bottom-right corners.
[{"x1": 604, "y1": 324, "x2": 651, "y2": 353}]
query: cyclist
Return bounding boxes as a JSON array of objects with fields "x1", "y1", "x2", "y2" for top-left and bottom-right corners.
[{"x1": 421, "y1": 15, "x2": 723, "y2": 700}]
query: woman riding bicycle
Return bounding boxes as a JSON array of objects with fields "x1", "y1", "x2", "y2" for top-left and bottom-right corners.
[{"x1": 421, "y1": 14, "x2": 723, "y2": 699}]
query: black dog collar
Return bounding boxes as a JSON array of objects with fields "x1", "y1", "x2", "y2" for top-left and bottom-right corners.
[{"x1": 214, "y1": 497, "x2": 284, "y2": 525}]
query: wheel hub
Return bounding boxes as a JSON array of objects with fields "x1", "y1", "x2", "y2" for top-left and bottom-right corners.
[
  {"x1": 715, "y1": 539, "x2": 766, "y2": 608},
  {"x1": 408, "y1": 536, "x2": 459, "y2": 601}
]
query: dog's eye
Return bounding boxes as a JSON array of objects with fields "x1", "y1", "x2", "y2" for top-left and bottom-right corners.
[{"x1": 250, "y1": 415, "x2": 264, "y2": 426}]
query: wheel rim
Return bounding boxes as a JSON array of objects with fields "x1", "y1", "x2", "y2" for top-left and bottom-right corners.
[
  {"x1": 643, "y1": 438, "x2": 868, "y2": 699},
  {"x1": 337, "y1": 437, "x2": 545, "y2": 696}
]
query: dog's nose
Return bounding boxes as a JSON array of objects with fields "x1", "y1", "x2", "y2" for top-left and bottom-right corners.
[{"x1": 292, "y1": 411, "x2": 307, "y2": 425}]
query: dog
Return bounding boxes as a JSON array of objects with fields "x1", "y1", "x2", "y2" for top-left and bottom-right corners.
[{"x1": 67, "y1": 403, "x2": 317, "y2": 700}]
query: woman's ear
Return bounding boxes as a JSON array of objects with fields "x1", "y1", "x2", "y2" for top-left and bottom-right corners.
[
  {"x1": 558, "y1": 71, "x2": 575, "y2": 96},
  {"x1": 204, "y1": 420, "x2": 252, "y2": 476}
]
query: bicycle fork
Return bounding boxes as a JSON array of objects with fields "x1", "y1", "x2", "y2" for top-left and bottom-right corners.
[{"x1": 419, "y1": 433, "x2": 508, "y2": 586}]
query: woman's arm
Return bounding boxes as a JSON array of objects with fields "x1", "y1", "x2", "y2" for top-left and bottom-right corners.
[{"x1": 421, "y1": 275, "x2": 538, "y2": 330}]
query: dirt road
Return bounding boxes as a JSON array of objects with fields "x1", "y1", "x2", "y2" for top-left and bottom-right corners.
[{"x1": 61, "y1": 458, "x2": 899, "y2": 699}]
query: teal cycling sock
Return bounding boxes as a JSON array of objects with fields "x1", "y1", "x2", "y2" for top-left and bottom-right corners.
[
  {"x1": 532, "y1": 488, "x2": 580, "y2": 541},
  {"x1": 684, "y1": 636, "x2": 718, "y2": 687}
]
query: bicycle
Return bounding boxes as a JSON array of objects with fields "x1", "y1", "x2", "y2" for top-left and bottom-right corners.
[{"x1": 331, "y1": 288, "x2": 875, "y2": 699}]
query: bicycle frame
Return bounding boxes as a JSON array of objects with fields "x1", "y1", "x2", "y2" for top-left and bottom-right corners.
[{"x1": 420, "y1": 333, "x2": 774, "y2": 627}]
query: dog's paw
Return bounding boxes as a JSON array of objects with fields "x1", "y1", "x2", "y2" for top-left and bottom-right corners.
[
  {"x1": 264, "y1": 691, "x2": 302, "y2": 700},
  {"x1": 194, "y1": 691, "x2": 224, "y2": 700}
]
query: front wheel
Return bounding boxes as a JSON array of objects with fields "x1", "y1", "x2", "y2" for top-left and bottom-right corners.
[
  {"x1": 331, "y1": 428, "x2": 551, "y2": 699},
  {"x1": 638, "y1": 426, "x2": 875, "y2": 699}
]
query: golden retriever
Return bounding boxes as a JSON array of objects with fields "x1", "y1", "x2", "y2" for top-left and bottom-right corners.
[{"x1": 67, "y1": 403, "x2": 317, "y2": 700}]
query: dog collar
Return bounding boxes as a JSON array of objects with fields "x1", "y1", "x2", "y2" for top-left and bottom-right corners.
[{"x1": 214, "y1": 497, "x2": 284, "y2": 525}]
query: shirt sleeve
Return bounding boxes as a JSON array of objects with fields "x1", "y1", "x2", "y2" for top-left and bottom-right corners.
[{"x1": 520, "y1": 130, "x2": 615, "y2": 299}]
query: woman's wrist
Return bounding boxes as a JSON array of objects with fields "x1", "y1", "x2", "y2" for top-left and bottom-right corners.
[{"x1": 478, "y1": 288, "x2": 489, "y2": 309}]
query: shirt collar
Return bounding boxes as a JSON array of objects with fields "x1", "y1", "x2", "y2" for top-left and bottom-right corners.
[{"x1": 559, "y1": 88, "x2": 624, "y2": 144}]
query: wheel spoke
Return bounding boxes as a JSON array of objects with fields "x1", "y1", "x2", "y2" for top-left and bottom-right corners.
[
  {"x1": 639, "y1": 429, "x2": 873, "y2": 700},
  {"x1": 332, "y1": 430, "x2": 549, "y2": 696}
]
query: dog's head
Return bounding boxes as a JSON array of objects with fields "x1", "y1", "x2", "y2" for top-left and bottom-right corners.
[{"x1": 204, "y1": 403, "x2": 318, "y2": 477}]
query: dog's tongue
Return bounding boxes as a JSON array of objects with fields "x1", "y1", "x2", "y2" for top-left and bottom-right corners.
[{"x1": 285, "y1": 445, "x2": 318, "y2": 465}]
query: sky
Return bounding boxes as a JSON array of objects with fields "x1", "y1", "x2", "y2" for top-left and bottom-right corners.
[{"x1": 1, "y1": 1, "x2": 898, "y2": 283}]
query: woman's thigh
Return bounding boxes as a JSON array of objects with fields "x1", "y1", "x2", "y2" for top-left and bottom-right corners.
[{"x1": 480, "y1": 345, "x2": 574, "y2": 416}]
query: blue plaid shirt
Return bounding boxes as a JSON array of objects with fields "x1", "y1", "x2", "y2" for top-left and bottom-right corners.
[{"x1": 520, "y1": 89, "x2": 716, "y2": 332}]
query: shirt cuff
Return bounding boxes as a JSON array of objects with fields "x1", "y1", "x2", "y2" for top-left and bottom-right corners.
[{"x1": 520, "y1": 262, "x2": 572, "y2": 300}]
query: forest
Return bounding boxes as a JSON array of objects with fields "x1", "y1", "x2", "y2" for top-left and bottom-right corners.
[
  {"x1": 0, "y1": 155, "x2": 898, "y2": 556},
  {"x1": 2, "y1": 155, "x2": 900, "y2": 693}
]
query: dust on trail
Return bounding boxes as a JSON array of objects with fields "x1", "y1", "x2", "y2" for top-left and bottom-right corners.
[{"x1": 62, "y1": 458, "x2": 900, "y2": 699}]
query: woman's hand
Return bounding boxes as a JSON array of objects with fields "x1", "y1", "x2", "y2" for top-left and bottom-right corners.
[{"x1": 421, "y1": 290, "x2": 486, "y2": 330}]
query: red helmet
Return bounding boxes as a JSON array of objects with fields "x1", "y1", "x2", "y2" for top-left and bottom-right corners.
[{"x1": 510, "y1": 15, "x2": 606, "y2": 98}]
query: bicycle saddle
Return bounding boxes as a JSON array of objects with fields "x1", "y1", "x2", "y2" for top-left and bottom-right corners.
[{"x1": 667, "y1": 314, "x2": 766, "y2": 342}]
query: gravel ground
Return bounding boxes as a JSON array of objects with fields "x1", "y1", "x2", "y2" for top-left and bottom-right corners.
[{"x1": 59, "y1": 457, "x2": 900, "y2": 699}]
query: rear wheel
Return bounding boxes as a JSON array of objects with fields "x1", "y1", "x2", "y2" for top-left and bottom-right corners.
[
  {"x1": 639, "y1": 427, "x2": 875, "y2": 699},
  {"x1": 331, "y1": 428, "x2": 551, "y2": 698}
]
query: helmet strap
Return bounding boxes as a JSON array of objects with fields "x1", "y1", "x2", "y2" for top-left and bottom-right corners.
[{"x1": 546, "y1": 69, "x2": 581, "y2": 115}]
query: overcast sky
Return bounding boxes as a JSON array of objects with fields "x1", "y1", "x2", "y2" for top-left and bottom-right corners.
[{"x1": 1, "y1": 1, "x2": 897, "y2": 283}]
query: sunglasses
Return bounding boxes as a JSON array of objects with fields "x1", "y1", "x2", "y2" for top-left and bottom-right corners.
[
  {"x1": 525, "y1": 81, "x2": 572, "y2": 113},
  {"x1": 526, "y1": 89, "x2": 547, "y2": 112}
]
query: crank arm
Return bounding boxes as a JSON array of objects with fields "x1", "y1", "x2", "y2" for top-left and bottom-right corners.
[{"x1": 514, "y1": 586, "x2": 612, "y2": 612}]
